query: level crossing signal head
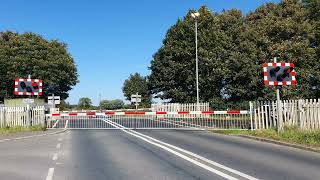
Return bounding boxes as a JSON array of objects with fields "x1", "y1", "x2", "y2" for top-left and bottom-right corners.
[
  {"x1": 32, "y1": 82, "x2": 39, "y2": 89},
  {"x1": 263, "y1": 63, "x2": 296, "y2": 86},
  {"x1": 14, "y1": 79, "x2": 43, "y2": 96}
]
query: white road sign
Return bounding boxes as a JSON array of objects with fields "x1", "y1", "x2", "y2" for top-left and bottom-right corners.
[
  {"x1": 23, "y1": 98, "x2": 34, "y2": 104},
  {"x1": 48, "y1": 96, "x2": 61, "y2": 105},
  {"x1": 131, "y1": 94, "x2": 141, "y2": 103}
]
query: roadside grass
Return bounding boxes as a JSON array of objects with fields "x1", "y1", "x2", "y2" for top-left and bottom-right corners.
[
  {"x1": 211, "y1": 126, "x2": 320, "y2": 147},
  {"x1": 0, "y1": 125, "x2": 46, "y2": 135}
]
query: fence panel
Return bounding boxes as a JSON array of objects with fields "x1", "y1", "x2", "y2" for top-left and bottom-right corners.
[
  {"x1": 252, "y1": 99, "x2": 320, "y2": 131},
  {"x1": 0, "y1": 106, "x2": 45, "y2": 128}
]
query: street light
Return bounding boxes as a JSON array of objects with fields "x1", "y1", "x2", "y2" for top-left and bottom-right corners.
[{"x1": 191, "y1": 12, "x2": 200, "y2": 109}]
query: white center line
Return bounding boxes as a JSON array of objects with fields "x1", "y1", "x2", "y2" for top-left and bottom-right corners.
[
  {"x1": 45, "y1": 168, "x2": 54, "y2": 180},
  {"x1": 101, "y1": 118, "x2": 259, "y2": 180},
  {"x1": 56, "y1": 143, "x2": 61, "y2": 149},
  {"x1": 52, "y1": 153, "x2": 58, "y2": 161}
]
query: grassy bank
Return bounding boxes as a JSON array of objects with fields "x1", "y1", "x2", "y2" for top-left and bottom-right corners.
[
  {"x1": 0, "y1": 125, "x2": 46, "y2": 135},
  {"x1": 211, "y1": 126, "x2": 320, "y2": 147}
]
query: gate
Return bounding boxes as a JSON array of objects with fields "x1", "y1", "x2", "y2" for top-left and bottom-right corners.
[{"x1": 46, "y1": 110, "x2": 252, "y2": 130}]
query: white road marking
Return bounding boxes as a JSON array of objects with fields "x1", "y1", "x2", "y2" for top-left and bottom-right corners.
[
  {"x1": 64, "y1": 120, "x2": 69, "y2": 129},
  {"x1": 51, "y1": 119, "x2": 60, "y2": 128},
  {"x1": 52, "y1": 153, "x2": 58, "y2": 161},
  {"x1": 0, "y1": 129, "x2": 67, "y2": 143},
  {"x1": 132, "y1": 129, "x2": 259, "y2": 180},
  {"x1": 101, "y1": 118, "x2": 258, "y2": 180},
  {"x1": 45, "y1": 168, "x2": 54, "y2": 180},
  {"x1": 56, "y1": 143, "x2": 61, "y2": 149},
  {"x1": 58, "y1": 138, "x2": 63, "y2": 141},
  {"x1": 126, "y1": 128, "x2": 238, "y2": 179}
]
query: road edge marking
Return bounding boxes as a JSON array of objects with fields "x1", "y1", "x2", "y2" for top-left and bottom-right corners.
[{"x1": 0, "y1": 129, "x2": 67, "y2": 143}]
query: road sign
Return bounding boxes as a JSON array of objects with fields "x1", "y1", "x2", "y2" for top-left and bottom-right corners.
[
  {"x1": 22, "y1": 98, "x2": 34, "y2": 104},
  {"x1": 131, "y1": 94, "x2": 141, "y2": 103},
  {"x1": 131, "y1": 93, "x2": 141, "y2": 110},
  {"x1": 48, "y1": 96, "x2": 60, "y2": 105},
  {"x1": 131, "y1": 94, "x2": 141, "y2": 98},
  {"x1": 263, "y1": 63, "x2": 296, "y2": 86},
  {"x1": 14, "y1": 79, "x2": 43, "y2": 96}
]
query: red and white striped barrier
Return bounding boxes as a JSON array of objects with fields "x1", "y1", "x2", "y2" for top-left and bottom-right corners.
[{"x1": 46, "y1": 110, "x2": 249, "y2": 117}]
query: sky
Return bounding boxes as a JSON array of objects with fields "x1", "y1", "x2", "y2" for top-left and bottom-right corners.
[{"x1": 0, "y1": 0, "x2": 280, "y2": 105}]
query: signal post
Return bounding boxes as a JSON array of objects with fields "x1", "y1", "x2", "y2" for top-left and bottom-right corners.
[{"x1": 263, "y1": 57, "x2": 296, "y2": 132}]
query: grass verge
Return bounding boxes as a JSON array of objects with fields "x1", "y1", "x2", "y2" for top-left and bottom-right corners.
[
  {"x1": 211, "y1": 126, "x2": 320, "y2": 147},
  {"x1": 0, "y1": 125, "x2": 46, "y2": 135}
]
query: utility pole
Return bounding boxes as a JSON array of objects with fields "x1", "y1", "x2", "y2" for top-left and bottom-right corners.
[
  {"x1": 191, "y1": 12, "x2": 200, "y2": 110},
  {"x1": 99, "y1": 93, "x2": 102, "y2": 110},
  {"x1": 135, "y1": 92, "x2": 138, "y2": 110},
  {"x1": 51, "y1": 93, "x2": 55, "y2": 109},
  {"x1": 195, "y1": 17, "x2": 199, "y2": 108},
  {"x1": 27, "y1": 74, "x2": 31, "y2": 126}
]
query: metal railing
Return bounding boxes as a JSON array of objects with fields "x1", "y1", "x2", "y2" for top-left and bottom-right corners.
[
  {"x1": 151, "y1": 103, "x2": 210, "y2": 112},
  {"x1": 46, "y1": 111, "x2": 251, "y2": 130}
]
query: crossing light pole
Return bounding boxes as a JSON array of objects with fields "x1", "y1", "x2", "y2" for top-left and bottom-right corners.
[
  {"x1": 191, "y1": 12, "x2": 200, "y2": 109},
  {"x1": 263, "y1": 57, "x2": 296, "y2": 132}
]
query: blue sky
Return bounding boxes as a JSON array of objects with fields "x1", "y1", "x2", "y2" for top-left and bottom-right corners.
[{"x1": 0, "y1": 0, "x2": 279, "y2": 105}]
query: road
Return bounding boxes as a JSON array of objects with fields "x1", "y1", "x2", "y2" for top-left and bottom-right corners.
[{"x1": 0, "y1": 129, "x2": 320, "y2": 180}]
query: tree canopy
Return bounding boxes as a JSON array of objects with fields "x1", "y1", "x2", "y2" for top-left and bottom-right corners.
[
  {"x1": 99, "y1": 99, "x2": 124, "y2": 110},
  {"x1": 122, "y1": 73, "x2": 151, "y2": 107},
  {"x1": 149, "y1": 1, "x2": 320, "y2": 108},
  {"x1": 77, "y1": 97, "x2": 92, "y2": 110},
  {"x1": 0, "y1": 31, "x2": 79, "y2": 101}
]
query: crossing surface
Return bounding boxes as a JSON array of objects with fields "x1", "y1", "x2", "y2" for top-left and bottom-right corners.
[{"x1": 0, "y1": 128, "x2": 320, "y2": 180}]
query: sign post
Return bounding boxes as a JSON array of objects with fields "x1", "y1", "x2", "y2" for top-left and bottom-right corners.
[
  {"x1": 274, "y1": 58, "x2": 283, "y2": 133},
  {"x1": 131, "y1": 93, "x2": 142, "y2": 110},
  {"x1": 263, "y1": 57, "x2": 297, "y2": 132},
  {"x1": 22, "y1": 98, "x2": 34, "y2": 126}
]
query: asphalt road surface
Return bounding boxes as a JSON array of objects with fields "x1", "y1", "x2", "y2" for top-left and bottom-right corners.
[{"x1": 0, "y1": 129, "x2": 320, "y2": 180}]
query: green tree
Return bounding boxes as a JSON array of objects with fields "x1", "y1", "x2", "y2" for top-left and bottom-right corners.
[
  {"x1": 100, "y1": 99, "x2": 124, "y2": 110},
  {"x1": 77, "y1": 97, "x2": 92, "y2": 110},
  {"x1": 0, "y1": 31, "x2": 79, "y2": 100},
  {"x1": 149, "y1": 6, "x2": 227, "y2": 103},
  {"x1": 303, "y1": 0, "x2": 320, "y2": 97},
  {"x1": 58, "y1": 100, "x2": 77, "y2": 111},
  {"x1": 122, "y1": 73, "x2": 151, "y2": 107},
  {"x1": 149, "y1": 2, "x2": 320, "y2": 108},
  {"x1": 215, "y1": 9, "x2": 259, "y2": 105},
  {"x1": 246, "y1": 0, "x2": 319, "y2": 99}
]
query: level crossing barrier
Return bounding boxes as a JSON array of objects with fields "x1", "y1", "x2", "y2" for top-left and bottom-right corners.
[{"x1": 46, "y1": 110, "x2": 251, "y2": 130}]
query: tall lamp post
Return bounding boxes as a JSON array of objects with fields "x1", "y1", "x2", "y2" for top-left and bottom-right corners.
[{"x1": 191, "y1": 12, "x2": 200, "y2": 109}]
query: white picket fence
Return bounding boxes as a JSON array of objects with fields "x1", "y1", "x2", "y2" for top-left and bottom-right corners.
[
  {"x1": 0, "y1": 106, "x2": 45, "y2": 128},
  {"x1": 151, "y1": 102, "x2": 210, "y2": 112},
  {"x1": 251, "y1": 99, "x2": 320, "y2": 130}
]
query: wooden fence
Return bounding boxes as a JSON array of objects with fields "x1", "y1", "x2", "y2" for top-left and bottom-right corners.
[
  {"x1": 251, "y1": 99, "x2": 320, "y2": 130},
  {"x1": 0, "y1": 106, "x2": 45, "y2": 128}
]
